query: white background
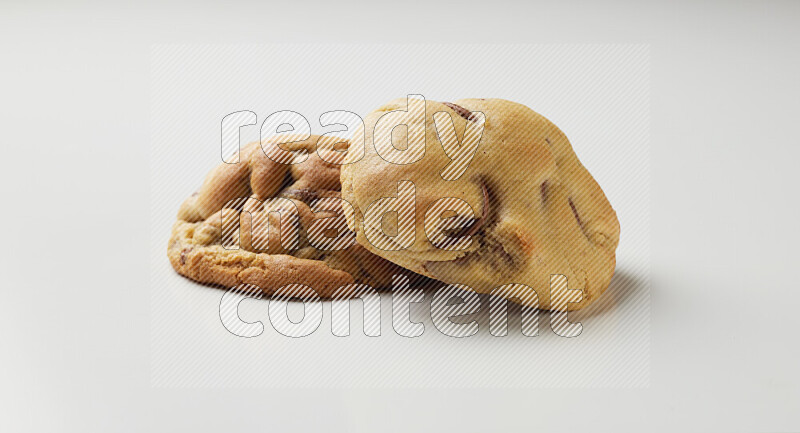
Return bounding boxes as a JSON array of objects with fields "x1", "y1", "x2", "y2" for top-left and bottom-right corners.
[
  {"x1": 150, "y1": 44, "x2": 650, "y2": 388},
  {"x1": 1, "y1": 1, "x2": 799, "y2": 432}
]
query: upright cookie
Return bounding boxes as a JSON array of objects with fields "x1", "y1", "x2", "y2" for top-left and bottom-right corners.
[
  {"x1": 168, "y1": 134, "x2": 407, "y2": 297},
  {"x1": 341, "y1": 98, "x2": 620, "y2": 310}
]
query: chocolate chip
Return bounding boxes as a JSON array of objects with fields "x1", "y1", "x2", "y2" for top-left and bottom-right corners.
[
  {"x1": 180, "y1": 247, "x2": 192, "y2": 265},
  {"x1": 442, "y1": 217, "x2": 479, "y2": 238},
  {"x1": 442, "y1": 102, "x2": 478, "y2": 122},
  {"x1": 540, "y1": 181, "x2": 549, "y2": 204},
  {"x1": 488, "y1": 241, "x2": 515, "y2": 267},
  {"x1": 442, "y1": 182, "x2": 489, "y2": 240},
  {"x1": 568, "y1": 198, "x2": 583, "y2": 227},
  {"x1": 480, "y1": 182, "x2": 489, "y2": 220}
]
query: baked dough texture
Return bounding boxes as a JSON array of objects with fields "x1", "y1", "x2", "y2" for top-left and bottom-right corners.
[
  {"x1": 168, "y1": 134, "x2": 406, "y2": 297},
  {"x1": 341, "y1": 98, "x2": 620, "y2": 310}
]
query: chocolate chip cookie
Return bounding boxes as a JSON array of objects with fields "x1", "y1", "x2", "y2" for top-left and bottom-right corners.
[
  {"x1": 340, "y1": 98, "x2": 620, "y2": 310},
  {"x1": 168, "y1": 134, "x2": 406, "y2": 297}
]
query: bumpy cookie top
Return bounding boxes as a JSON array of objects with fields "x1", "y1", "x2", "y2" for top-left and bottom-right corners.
[
  {"x1": 341, "y1": 98, "x2": 619, "y2": 310},
  {"x1": 169, "y1": 134, "x2": 406, "y2": 297}
]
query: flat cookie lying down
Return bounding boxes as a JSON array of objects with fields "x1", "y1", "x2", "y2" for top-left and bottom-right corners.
[
  {"x1": 168, "y1": 134, "x2": 407, "y2": 298},
  {"x1": 341, "y1": 98, "x2": 620, "y2": 310}
]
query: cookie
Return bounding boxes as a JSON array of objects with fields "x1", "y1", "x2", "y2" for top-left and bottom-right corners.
[
  {"x1": 168, "y1": 134, "x2": 407, "y2": 297},
  {"x1": 341, "y1": 98, "x2": 620, "y2": 310}
]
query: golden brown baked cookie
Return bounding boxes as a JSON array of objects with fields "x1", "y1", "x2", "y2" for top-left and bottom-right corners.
[
  {"x1": 168, "y1": 134, "x2": 406, "y2": 297},
  {"x1": 341, "y1": 98, "x2": 620, "y2": 310}
]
